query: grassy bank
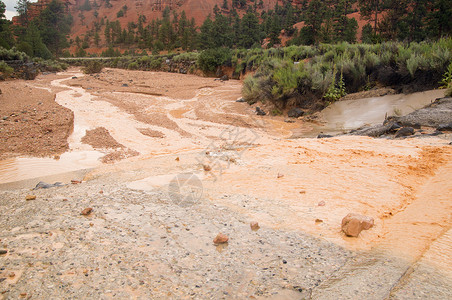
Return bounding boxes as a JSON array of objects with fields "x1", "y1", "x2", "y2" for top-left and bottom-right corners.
[
  {"x1": 0, "y1": 47, "x2": 69, "y2": 80},
  {"x1": 64, "y1": 38, "x2": 452, "y2": 111},
  {"x1": 239, "y1": 38, "x2": 452, "y2": 110}
]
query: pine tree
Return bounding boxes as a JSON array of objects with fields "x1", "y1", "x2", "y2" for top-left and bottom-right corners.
[
  {"x1": 239, "y1": 10, "x2": 262, "y2": 48},
  {"x1": 358, "y1": 0, "x2": 384, "y2": 35},
  {"x1": 0, "y1": 0, "x2": 14, "y2": 49},
  {"x1": 36, "y1": 0, "x2": 72, "y2": 57}
]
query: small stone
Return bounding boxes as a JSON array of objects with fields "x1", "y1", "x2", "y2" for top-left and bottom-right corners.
[
  {"x1": 299, "y1": 190, "x2": 306, "y2": 194},
  {"x1": 256, "y1": 107, "x2": 266, "y2": 116},
  {"x1": 317, "y1": 134, "x2": 333, "y2": 138},
  {"x1": 203, "y1": 165, "x2": 211, "y2": 171},
  {"x1": 175, "y1": 157, "x2": 180, "y2": 161},
  {"x1": 20, "y1": 293, "x2": 27, "y2": 297},
  {"x1": 8, "y1": 272, "x2": 15, "y2": 278},
  {"x1": 213, "y1": 233, "x2": 229, "y2": 244},
  {"x1": 341, "y1": 213, "x2": 374, "y2": 237},
  {"x1": 63, "y1": 198, "x2": 68, "y2": 201},
  {"x1": 122, "y1": 83, "x2": 129, "y2": 87},
  {"x1": 318, "y1": 200, "x2": 325, "y2": 206},
  {"x1": 99, "y1": 190, "x2": 103, "y2": 194},
  {"x1": 89, "y1": 223, "x2": 94, "y2": 227},
  {"x1": 236, "y1": 98, "x2": 246, "y2": 103},
  {"x1": 0, "y1": 249, "x2": 7, "y2": 255},
  {"x1": 250, "y1": 222, "x2": 260, "y2": 231},
  {"x1": 71, "y1": 180, "x2": 82, "y2": 184},
  {"x1": 25, "y1": 195, "x2": 36, "y2": 201},
  {"x1": 72, "y1": 76, "x2": 77, "y2": 79},
  {"x1": 81, "y1": 208, "x2": 93, "y2": 215},
  {"x1": 315, "y1": 219, "x2": 323, "y2": 223},
  {"x1": 277, "y1": 173, "x2": 284, "y2": 178}
]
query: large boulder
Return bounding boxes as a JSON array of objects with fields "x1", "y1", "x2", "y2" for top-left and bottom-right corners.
[{"x1": 341, "y1": 213, "x2": 374, "y2": 237}]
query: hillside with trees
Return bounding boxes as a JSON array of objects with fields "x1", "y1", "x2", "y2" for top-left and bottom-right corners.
[{"x1": 2, "y1": 0, "x2": 450, "y2": 58}]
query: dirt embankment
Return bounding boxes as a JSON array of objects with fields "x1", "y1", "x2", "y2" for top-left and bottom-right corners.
[{"x1": 0, "y1": 78, "x2": 74, "y2": 159}]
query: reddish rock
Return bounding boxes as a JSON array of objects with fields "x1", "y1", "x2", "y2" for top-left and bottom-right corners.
[
  {"x1": 315, "y1": 219, "x2": 323, "y2": 223},
  {"x1": 25, "y1": 195, "x2": 36, "y2": 201},
  {"x1": 213, "y1": 233, "x2": 229, "y2": 244},
  {"x1": 81, "y1": 208, "x2": 93, "y2": 216},
  {"x1": 250, "y1": 222, "x2": 260, "y2": 231},
  {"x1": 341, "y1": 213, "x2": 374, "y2": 237},
  {"x1": 203, "y1": 165, "x2": 212, "y2": 171},
  {"x1": 71, "y1": 180, "x2": 82, "y2": 184},
  {"x1": 318, "y1": 200, "x2": 325, "y2": 206}
]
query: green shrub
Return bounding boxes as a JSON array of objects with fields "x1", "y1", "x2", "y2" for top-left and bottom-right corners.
[
  {"x1": 440, "y1": 62, "x2": 452, "y2": 91},
  {"x1": 198, "y1": 48, "x2": 231, "y2": 73},
  {"x1": 128, "y1": 62, "x2": 139, "y2": 70},
  {"x1": 0, "y1": 61, "x2": 14, "y2": 77},
  {"x1": 82, "y1": 60, "x2": 103, "y2": 74},
  {"x1": 0, "y1": 47, "x2": 29, "y2": 61}
]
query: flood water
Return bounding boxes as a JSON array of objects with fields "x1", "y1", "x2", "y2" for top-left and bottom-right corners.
[
  {"x1": 299, "y1": 89, "x2": 445, "y2": 137},
  {"x1": 0, "y1": 151, "x2": 103, "y2": 184},
  {"x1": 0, "y1": 70, "x2": 446, "y2": 185}
]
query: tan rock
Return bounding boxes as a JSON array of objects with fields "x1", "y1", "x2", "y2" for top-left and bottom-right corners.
[
  {"x1": 213, "y1": 233, "x2": 229, "y2": 244},
  {"x1": 341, "y1": 213, "x2": 374, "y2": 237},
  {"x1": 81, "y1": 207, "x2": 93, "y2": 215},
  {"x1": 250, "y1": 222, "x2": 260, "y2": 231},
  {"x1": 203, "y1": 165, "x2": 212, "y2": 171},
  {"x1": 25, "y1": 195, "x2": 36, "y2": 201}
]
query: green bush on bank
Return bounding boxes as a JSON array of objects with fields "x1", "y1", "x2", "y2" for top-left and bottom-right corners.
[{"x1": 242, "y1": 38, "x2": 452, "y2": 109}]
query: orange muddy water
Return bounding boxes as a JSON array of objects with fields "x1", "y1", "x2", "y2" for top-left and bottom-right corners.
[{"x1": 0, "y1": 70, "x2": 451, "y2": 275}]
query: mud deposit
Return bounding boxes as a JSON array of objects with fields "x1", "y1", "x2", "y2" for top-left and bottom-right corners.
[{"x1": 0, "y1": 69, "x2": 451, "y2": 299}]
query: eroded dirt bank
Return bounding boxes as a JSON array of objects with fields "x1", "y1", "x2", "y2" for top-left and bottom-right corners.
[
  {"x1": 0, "y1": 68, "x2": 451, "y2": 298},
  {"x1": 0, "y1": 76, "x2": 74, "y2": 159}
]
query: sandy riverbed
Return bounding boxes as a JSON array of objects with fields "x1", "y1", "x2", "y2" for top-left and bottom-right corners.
[{"x1": 0, "y1": 68, "x2": 451, "y2": 298}]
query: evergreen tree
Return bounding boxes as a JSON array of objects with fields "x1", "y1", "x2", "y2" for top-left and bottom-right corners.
[
  {"x1": 302, "y1": 0, "x2": 326, "y2": 44},
  {"x1": 0, "y1": 0, "x2": 14, "y2": 48},
  {"x1": 36, "y1": 0, "x2": 72, "y2": 57},
  {"x1": 239, "y1": 10, "x2": 262, "y2": 48},
  {"x1": 15, "y1": 0, "x2": 30, "y2": 26},
  {"x1": 199, "y1": 15, "x2": 215, "y2": 49},
  {"x1": 213, "y1": 13, "x2": 233, "y2": 47},
  {"x1": 426, "y1": 0, "x2": 452, "y2": 38},
  {"x1": 23, "y1": 23, "x2": 52, "y2": 59},
  {"x1": 358, "y1": 0, "x2": 384, "y2": 35}
]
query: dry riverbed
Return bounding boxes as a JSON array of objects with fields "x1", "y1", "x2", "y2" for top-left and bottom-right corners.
[{"x1": 0, "y1": 68, "x2": 451, "y2": 299}]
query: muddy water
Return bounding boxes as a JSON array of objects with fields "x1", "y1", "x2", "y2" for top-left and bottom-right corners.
[
  {"x1": 298, "y1": 89, "x2": 445, "y2": 137},
  {"x1": 0, "y1": 151, "x2": 103, "y2": 184}
]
